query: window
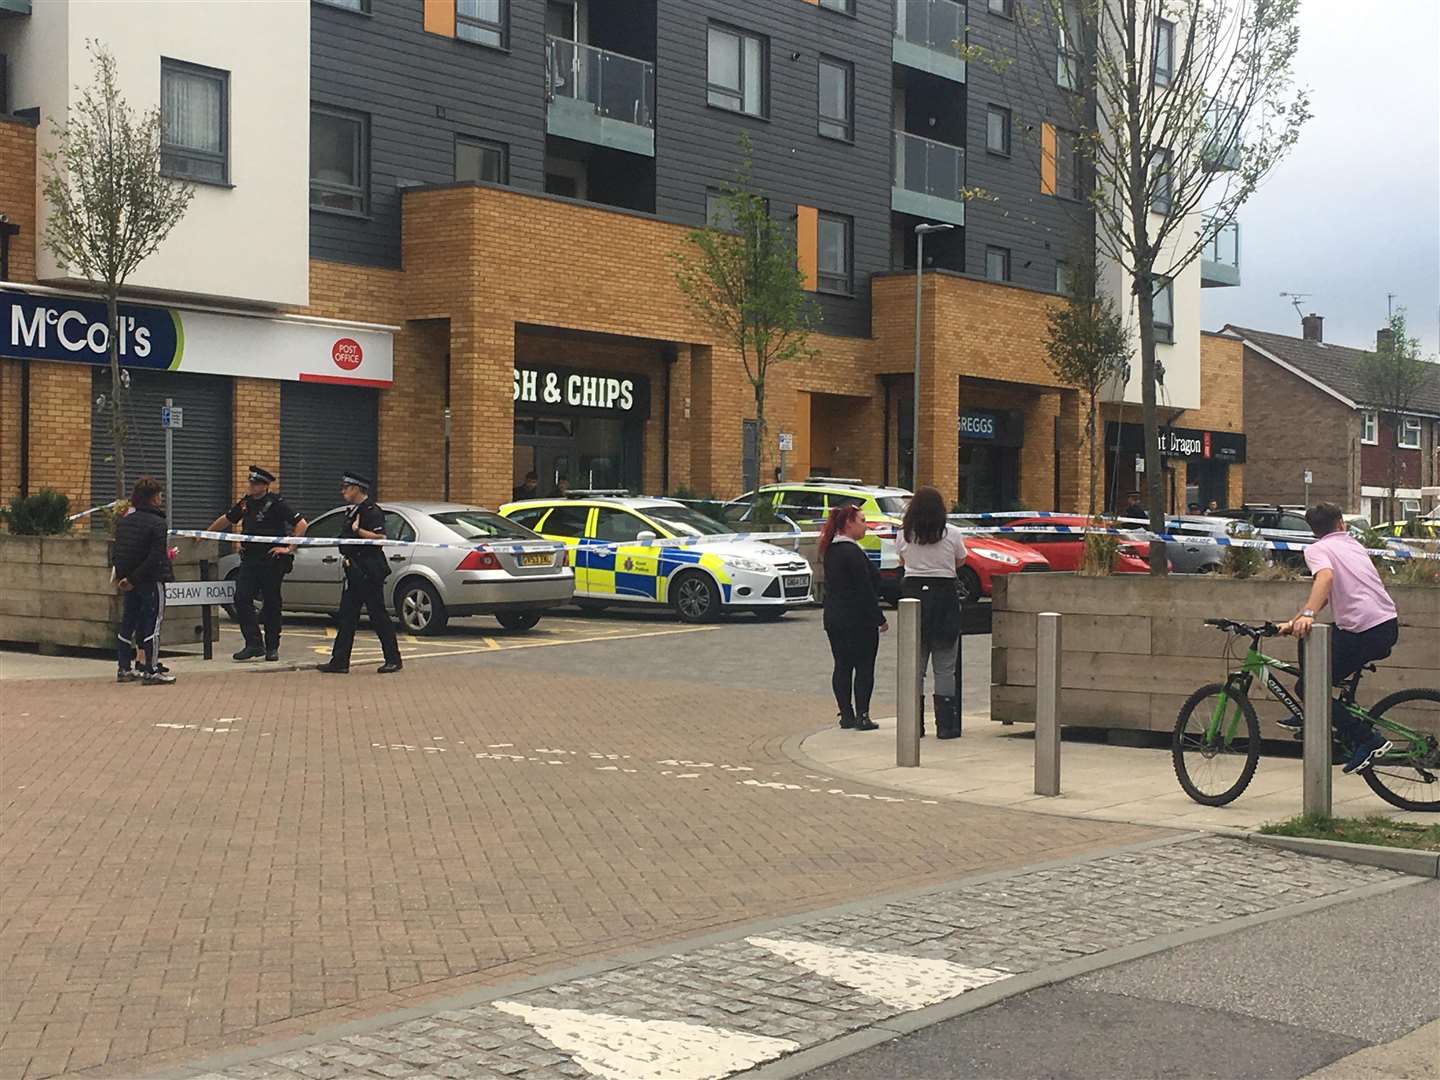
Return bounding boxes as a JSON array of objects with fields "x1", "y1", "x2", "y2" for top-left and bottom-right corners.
[
  {"x1": 1152, "y1": 277, "x2": 1174, "y2": 343},
  {"x1": 817, "y1": 212, "x2": 852, "y2": 294},
  {"x1": 593, "y1": 509, "x2": 648, "y2": 544},
  {"x1": 1401, "y1": 499, "x2": 1422, "y2": 517},
  {"x1": 985, "y1": 246, "x2": 1010, "y2": 282},
  {"x1": 304, "y1": 510, "x2": 349, "y2": 538},
  {"x1": 315, "y1": 0, "x2": 368, "y2": 10},
  {"x1": 1056, "y1": 2, "x2": 1081, "y2": 89},
  {"x1": 708, "y1": 23, "x2": 767, "y2": 117},
  {"x1": 1150, "y1": 148, "x2": 1172, "y2": 214},
  {"x1": 160, "y1": 60, "x2": 228, "y2": 184},
  {"x1": 1399, "y1": 415, "x2": 1423, "y2": 449},
  {"x1": 382, "y1": 512, "x2": 417, "y2": 543},
  {"x1": 310, "y1": 107, "x2": 368, "y2": 214},
  {"x1": 1361, "y1": 410, "x2": 1378, "y2": 445},
  {"x1": 456, "y1": 0, "x2": 507, "y2": 48},
  {"x1": 538, "y1": 505, "x2": 590, "y2": 538},
  {"x1": 506, "y1": 507, "x2": 550, "y2": 532},
  {"x1": 986, "y1": 105, "x2": 1011, "y2": 155},
  {"x1": 1054, "y1": 262, "x2": 1071, "y2": 295},
  {"x1": 819, "y1": 0, "x2": 854, "y2": 13},
  {"x1": 988, "y1": 0, "x2": 1013, "y2": 15},
  {"x1": 1059, "y1": 128, "x2": 1083, "y2": 200},
  {"x1": 455, "y1": 136, "x2": 508, "y2": 184},
  {"x1": 818, "y1": 56, "x2": 853, "y2": 141},
  {"x1": 432, "y1": 510, "x2": 535, "y2": 540},
  {"x1": 1153, "y1": 18, "x2": 1175, "y2": 86},
  {"x1": 776, "y1": 490, "x2": 826, "y2": 520}
]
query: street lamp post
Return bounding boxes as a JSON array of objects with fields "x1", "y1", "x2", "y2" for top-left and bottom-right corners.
[{"x1": 912, "y1": 222, "x2": 954, "y2": 487}]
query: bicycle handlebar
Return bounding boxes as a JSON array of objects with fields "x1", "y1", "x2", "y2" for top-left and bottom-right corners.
[{"x1": 1204, "y1": 617, "x2": 1281, "y2": 638}]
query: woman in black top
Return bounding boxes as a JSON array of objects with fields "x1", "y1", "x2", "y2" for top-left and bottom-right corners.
[{"x1": 820, "y1": 503, "x2": 888, "y2": 731}]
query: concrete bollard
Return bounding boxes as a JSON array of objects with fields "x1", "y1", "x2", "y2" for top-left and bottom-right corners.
[
  {"x1": 1303, "y1": 624, "x2": 1333, "y2": 817},
  {"x1": 1035, "y1": 612, "x2": 1062, "y2": 796},
  {"x1": 896, "y1": 597, "x2": 921, "y2": 768}
]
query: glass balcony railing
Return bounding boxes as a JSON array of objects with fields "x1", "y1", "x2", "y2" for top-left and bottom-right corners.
[
  {"x1": 894, "y1": 129, "x2": 966, "y2": 204},
  {"x1": 1201, "y1": 219, "x2": 1240, "y2": 287},
  {"x1": 894, "y1": 0, "x2": 966, "y2": 57},
  {"x1": 545, "y1": 36, "x2": 655, "y2": 130},
  {"x1": 1202, "y1": 99, "x2": 1241, "y2": 170}
]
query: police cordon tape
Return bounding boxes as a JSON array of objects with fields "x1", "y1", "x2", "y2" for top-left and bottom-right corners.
[{"x1": 66, "y1": 499, "x2": 126, "y2": 522}]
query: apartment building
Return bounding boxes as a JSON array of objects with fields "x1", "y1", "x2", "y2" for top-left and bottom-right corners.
[{"x1": 0, "y1": 0, "x2": 1244, "y2": 525}]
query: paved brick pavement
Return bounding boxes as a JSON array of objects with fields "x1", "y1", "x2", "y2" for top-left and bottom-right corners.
[
  {"x1": 177, "y1": 836, "x2": 1401, "y2": 1080},
  {"x1": 1, "y1": 615, "x2": 1132, "y2": 1080}
]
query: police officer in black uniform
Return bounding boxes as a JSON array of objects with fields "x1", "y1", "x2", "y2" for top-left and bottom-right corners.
[
  {"x1": 317, "y1": 471, "x2": 403, "y2": 674},
  {"x1": 209, "y1": 465, "x2": 307, "y2": 662}
]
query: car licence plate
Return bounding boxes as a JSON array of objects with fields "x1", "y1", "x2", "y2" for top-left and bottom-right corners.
[
  {"x1": 784, "y1": 575, "x2": 808, "y2": 588},
  {"x1": 521, "y1": 553, "x2": 552, "y2": 567}
]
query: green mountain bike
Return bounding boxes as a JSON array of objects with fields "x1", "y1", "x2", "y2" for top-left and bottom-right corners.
[{"x1": 1172, "y1": 618, "x2": 1440, "y2": 811}]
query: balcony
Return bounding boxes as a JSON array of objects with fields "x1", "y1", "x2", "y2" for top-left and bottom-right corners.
[
  {"x1": 1201, "y1": 100, "x2": 1241, "y2": 171},
  {"x1": 545, "y1": 37, "x2": 655, "y2": 157},
  {"x1": 1201, "y1": 220, "x2": 1240, "y2": 287},
  {"x1": 892, "y1": 130, "x2": 967, "y2": 227},
  {"x1": 893, "y1": 0, "x2": 966, "y2": 83}
]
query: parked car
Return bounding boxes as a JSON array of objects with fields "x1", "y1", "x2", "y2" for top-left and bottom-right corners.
[
  {"x1": 1159, "y1": 515, "x2": 1257, "y2": 573},
  {"x1": 996, "y1": 515, "x2": 1159, "y2": 574},
  {"x1": 220, "y1": 502, "x2": 572, "y2": 636},
  {"x1": 1372, "y1": 516, "x2": 1440, "y2": 541},
  {"x1": 1212, "y1": 503, "x2": 1316, "y2": 567}
]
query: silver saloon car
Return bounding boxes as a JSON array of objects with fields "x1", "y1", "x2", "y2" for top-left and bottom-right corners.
[{"x1": 219, "y1": 502, "x2": 573, "y2": 635}]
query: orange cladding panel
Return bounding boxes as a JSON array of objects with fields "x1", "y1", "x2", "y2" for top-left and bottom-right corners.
[
  {"x1": 1040, "y1": 123, "x2": 1057, "y2": 195},
  {"x1": 795, "y1": 205, "x2": 819, "y2": 292},
  {"x1": 423, "y1": 0, "x2": 456, "y2": 37}
]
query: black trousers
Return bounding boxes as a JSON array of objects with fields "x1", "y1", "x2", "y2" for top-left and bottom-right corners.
[
  {"x1": 329, "y1": 572, "x2": 401, "y2": 668},
  {"x1": 234, "y1": 558, "x2": 286, "y2": 650},
  {"x1": 1296, "y1": 618, "x2": 1399, "y2": 746},
  {"x1": 826, "y1": 620, "x2": 879, "y2": 717}
]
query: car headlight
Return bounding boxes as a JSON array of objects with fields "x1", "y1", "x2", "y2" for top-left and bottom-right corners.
[
  {"x1": 725, "y1": 556, "x2": 773, "y2": 574},
  {"x1": 970, "y1": 547, "x2": 1021, "y2": 565}
]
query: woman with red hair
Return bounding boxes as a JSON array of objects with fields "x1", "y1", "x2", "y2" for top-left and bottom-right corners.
[{"x1": 819, "y1": 503, "x2": 887, "y2": 731}]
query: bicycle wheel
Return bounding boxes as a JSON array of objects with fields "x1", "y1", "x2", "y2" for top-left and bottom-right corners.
[
  {"x1": 1362, "y1": 688, "x2": 1440, "y2": 812},
  {"x1": 1172, "y1": 683, "x2": 1261, "y2": 806}
]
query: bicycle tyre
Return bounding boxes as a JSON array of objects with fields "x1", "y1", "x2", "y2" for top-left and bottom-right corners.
[
  {"x1": 1172, "y1": 683, "x2": 1261, "y2": 807},
  {"x1": 1361, "y1": 688, "x2": 1440, "y2": 812}
]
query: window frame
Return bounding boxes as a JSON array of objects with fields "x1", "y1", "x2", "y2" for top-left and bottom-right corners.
[
  {"x1": 985, "y1": 104, "x2": 1011, "y2": 156},
  {"x1": 1054, "y1": 262, "x2": 1070, "y2": 296},
  {"x1": 159, "y1": 58, "x2": 230, "y2": 186},
  {"x1": 817, "y1": 54, "x2": 854, "y2": 142},
  {"x1": 985, "y1": 246, "x2": 1011, "y2": 283},
  {"x1": 1152, "y1": 277, "x2": 1175, "y2": 344},
  {"x1": 592, "y1": 508, "x2": 649, "y2": 544},
  {"x1": 816, "y1": 211, "x2": 854, "y2": 296},
  {"x1": 818, "y1": 0, "x2": 855, "y2": 14},
  {"x1": 1153, "y1": 18, "x2": 1175, "y2": 86},
  {"x1": 313, "y1": 0, "x2": 370, "y2": 12},
  {"x1": 1398, "y1": 415, "x2": 1423, "y2": 450},
  {"x1": 454, "y1": 134, "x2": 509, "y2": 185},
  {"x1": 309, "y1": 104, "x2": 369, "y2": 217},
  {"x1": 1360, "y1": 410, "x2": 1378, "y2": 445},
  {"x1": 1058, "y1": 127, "x2": 1084, "y2": 201},
  {"x1": 538, "y1": 504, "x2": 591, "y2": 539},
  {"x1": 1150, "y1": 147, "x2": 1173, "y2": 214},
  {"x1": 707, "y1": 22, "x2": 768, "y2": 118},
  {"x1": 455, "y1": 0, "x2": 509, "y2": 50},
  {"x1": 1056, "y1": 3, "x2": 1082, "y2": 91},
  {"x1": 988, "y1": 0, "x2": 1014, "y2": 16}
]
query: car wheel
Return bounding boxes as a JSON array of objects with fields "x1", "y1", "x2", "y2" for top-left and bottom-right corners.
[
  {"x1": 957, "y1": 566, "x2": 983, "y2": 605},
  {"x1": 672, "y1": 571, "x2": 720, "y2": 623},
  {"x1": 394, "y1": 577, "x2": 448, "y2": 636},
  {"x1": 495, "y1": 611, "x2": 541, "y2": 632},
  {"x1": 222, "y1": 569, "x2": 240, "y2": 621}
]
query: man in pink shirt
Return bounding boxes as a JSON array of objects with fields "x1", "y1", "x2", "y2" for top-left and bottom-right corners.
[{"x1": 1280, "y1": 503, "x2": 1399, "y2": 773}]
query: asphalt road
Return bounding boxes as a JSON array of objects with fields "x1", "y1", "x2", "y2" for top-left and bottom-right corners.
[{"x1": 801, "y1": 879, "x2": 1440, "y2": 1080}]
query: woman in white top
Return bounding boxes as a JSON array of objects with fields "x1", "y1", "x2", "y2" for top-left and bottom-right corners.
[{"x1": 895, "y1": 486, "x2": 968, "y2": 739}]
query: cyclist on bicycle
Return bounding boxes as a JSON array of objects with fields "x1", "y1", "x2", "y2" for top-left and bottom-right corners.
[{"x1": 1278, "y1": 502, "x2": 1397, "y2": 774}]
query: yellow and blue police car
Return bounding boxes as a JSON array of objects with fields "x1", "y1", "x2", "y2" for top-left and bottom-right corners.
[{"x1": 498, "y1": 493, "x2": 813, "y2": 623}]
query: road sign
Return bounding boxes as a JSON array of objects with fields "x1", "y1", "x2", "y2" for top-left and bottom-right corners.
[
  {"x1": 164, "y1": 579, "x2": 235, "y2": 607},
  {"x1": 161, "y1": 405, "x2": 184, "y2": 429},
  {"x1": 1303, "y1": 470, "x2": 1313, "y2": 485},
  {"x1": 778, "y1": 433, "x2": 794, "y2": 452}
]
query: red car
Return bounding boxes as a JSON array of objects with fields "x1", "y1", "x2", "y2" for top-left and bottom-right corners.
[
  {"x1": 994, "y1": 516, "x2": 1158, "y2": 574},
  {"x1": 955, "y1": 536, "x2": 1051, "y2": 603}
]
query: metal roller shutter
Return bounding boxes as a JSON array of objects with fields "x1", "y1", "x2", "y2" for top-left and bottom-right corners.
[
  {"x1": 279, "y1": 381, "x2": 379, "y2": 521},
  {"x1": 89, "y1": 368, "x2": 233, "y2": 529}
]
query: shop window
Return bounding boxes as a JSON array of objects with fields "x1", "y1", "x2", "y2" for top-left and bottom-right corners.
[
  {"x1": 310, "y1": 105, "x2": 368, "y2": 214},
  {"x1": 457, "y1": 0, "x2": 507, "y2": 49},
  {"x1": 540, "y1": 505, "x2": 590, "y2": 537},
  {"x1": 594, "y1": 509, "x2": 648, "y2": 543},
  {"x1": 161, "y1": 59, "x2": 228, "y2": 184},
  {"x1": 455, "y1": 136, "x2": 508, "y2": 184},
  {"x1": 708, "y1": 23, "x2": 767, "y2": 117},
  {"x1": 1361, "y1": 410, "x2": 1378, "y2": 445},
  {"x1": 818, "y1": 56, "x2": 853, "y2": 142},
  {"x1": 1399, "y1": 415, "x2": 1422, "y2": 449},
  {"x1": 817, "y1": 212, "x2": 853, "y2": 295}
]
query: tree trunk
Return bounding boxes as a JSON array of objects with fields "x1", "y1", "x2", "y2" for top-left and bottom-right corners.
[
  {"x1": 1135, "y1": 279, "x2": 1167, "y2": 575},
  {"x1": 754, "y1": 375, "x2": 767, "y2": 490},
  {"x1": 1085, "y1": 391, "x2": 1098, "y2": 519},
  {"x1": 106, "y1": 291, "x2": 127, "y2": 503}
]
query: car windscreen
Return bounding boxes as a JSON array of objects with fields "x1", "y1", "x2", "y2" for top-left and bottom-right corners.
[
  {"x1": 876, "y1": 496, "x2": 910, "y2": 515},
  {"x1": 431, "y1": 510, "x2": 537, "y2": 540},
  {"x1": 641, "y1": 506, "x2": 733, "y2": 537}
]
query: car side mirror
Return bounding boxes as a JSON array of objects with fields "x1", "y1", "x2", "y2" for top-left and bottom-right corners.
[{"x1": 636, "y1": 530, "x2": 657, "y2": 544}]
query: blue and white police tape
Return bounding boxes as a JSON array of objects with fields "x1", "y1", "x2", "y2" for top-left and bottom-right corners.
[{"x1": 66, "y1": 498, "x2": 126, "y2": 521}]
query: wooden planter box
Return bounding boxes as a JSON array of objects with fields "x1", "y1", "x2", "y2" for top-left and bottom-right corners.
[
  {"x1": 992, "y1": 573, "x2": 1440, "y2": 739},
  {"x1": 0, "y1": 534, "x2": 221, "y2": 651}
]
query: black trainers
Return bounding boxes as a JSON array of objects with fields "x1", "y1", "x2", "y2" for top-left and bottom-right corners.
[
  {"x1": 233, "y1": 645, "x2": 265, "y2": 661},
  {"x1": 1342, "y1": 735, "x2": 1393, "y2": 775},
  {"x1": 142, "y1": 670, "x2": 176, "y2": 685},
  {"x1": 316, "y1": 661, "x2": 349, "y2": 674},
  {"x1": 377, "y1": 662, "x2": 404, "y2": 674},
  {"x1": 1277, "y1": 714, "x2": 1302, "y2": 731},
  {"x1": 853, "y1": 714, "x2": 880, "y2": 732},
  {"x1": 117, "y1": 669, "x2": 139, "y2": 683},
  {"x1": 264, "y1": 651, "x2": 280, "y2": 662}
]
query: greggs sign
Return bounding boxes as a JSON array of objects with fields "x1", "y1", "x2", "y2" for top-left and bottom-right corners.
[{"x1": 1, "y1": 289, "x2": 393, "y2": 387}]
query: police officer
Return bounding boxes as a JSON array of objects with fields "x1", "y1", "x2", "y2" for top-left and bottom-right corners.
[
  {"x1": 209, "y1": 465, "x2": 307, "y2": 662},
  {"x1": 317, "y1": 471, "x2": 403, "y2": 675}
]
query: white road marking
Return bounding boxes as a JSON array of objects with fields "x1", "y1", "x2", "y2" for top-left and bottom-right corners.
[
  {"x1": 492, "y1": 1001, "x2": 798, "y2": 1080},
  {"x1": 745, "y1": 937, "x2": 1011, "y2": 1010}
]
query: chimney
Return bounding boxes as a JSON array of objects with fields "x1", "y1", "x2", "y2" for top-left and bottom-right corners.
[
  {"x1": 1377, "y1": 326, "x2": 1396, "y2": 353},
  {"x1": 1301, "y1": 313, "x2": 1323, "y2": 342}
]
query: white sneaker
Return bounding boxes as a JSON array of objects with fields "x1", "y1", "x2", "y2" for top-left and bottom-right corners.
[{"x1": 142, "y1": 671, "x2": 177, "y2": 685}]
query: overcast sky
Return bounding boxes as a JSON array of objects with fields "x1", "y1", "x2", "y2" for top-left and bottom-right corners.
[{"x1": 1203, "y1": 0, "x2": 1440, "y2": 356}]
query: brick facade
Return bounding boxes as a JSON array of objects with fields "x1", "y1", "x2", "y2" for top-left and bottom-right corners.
[{"x1": 1241, "y1": 345, "x2": 1356, "y2": 508}]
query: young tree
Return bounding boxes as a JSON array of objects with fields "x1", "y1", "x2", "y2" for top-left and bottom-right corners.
[
  {"x1": 1356, "y1": 310, "x2": 1437, "y2": 524},
  {"x1": 1043, "y1": 255, "x2": 1132, "y2": 517},
  {"x1": 976, "y1": 0, "x2": 1310, "y2": 571},
  {"x1": 41, "y1": 41, "x2": 194, "y2": 497},
  {"x1": 673, "y1": 135, "x2": 818, "y2": 499}
]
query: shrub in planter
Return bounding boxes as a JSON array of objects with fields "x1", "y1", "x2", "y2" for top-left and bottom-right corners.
[
  {"x1": 2, "y1": 489, "x2": 72, "y2": 535},
  {"x1": 1080, "y1": 527, "x2": 1119, "y2": 576},
  {"x1": 1388, "y1": 557, "x2": 1440, "y2": 588}
]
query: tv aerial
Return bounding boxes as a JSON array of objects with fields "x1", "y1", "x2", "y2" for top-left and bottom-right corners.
[{"x1": 1279, "y1": 291, "x2": 1310, "y2": 318}]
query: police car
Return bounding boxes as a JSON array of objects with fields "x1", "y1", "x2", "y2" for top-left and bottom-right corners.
[{"x1": 498, "y1": 493, "x2": 812, "y2": 623}]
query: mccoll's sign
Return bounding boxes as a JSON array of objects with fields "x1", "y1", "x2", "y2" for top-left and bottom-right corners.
[{"x1": 1, "y1": 288, "x2": 393, "y2": 386}]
